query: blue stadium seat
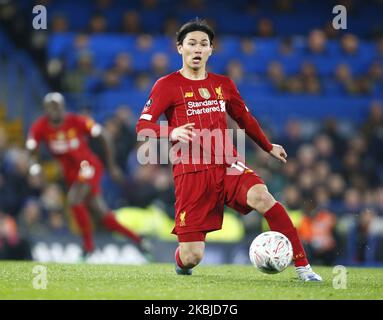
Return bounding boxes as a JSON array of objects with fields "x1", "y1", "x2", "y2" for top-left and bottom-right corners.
[{"x1": 48, "y1": 33, "x2": 75, "y2": 59}]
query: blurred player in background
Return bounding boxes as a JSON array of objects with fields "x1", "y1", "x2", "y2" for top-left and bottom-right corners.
[
  {"x1": 136, "y1": 18, "x2": 322, "y2": 281},
  {"x1": 26, "y1": 92, "x2": 151, "y2": 259}
]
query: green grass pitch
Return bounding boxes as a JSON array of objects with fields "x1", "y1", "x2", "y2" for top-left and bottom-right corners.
[{"x1": 0, "y1": 261, "x2": 382, "y2": 299}]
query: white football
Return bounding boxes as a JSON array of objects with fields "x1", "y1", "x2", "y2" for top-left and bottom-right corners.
[{"x1": 249, "y1": 231, "x2": 293, "y2": 274}]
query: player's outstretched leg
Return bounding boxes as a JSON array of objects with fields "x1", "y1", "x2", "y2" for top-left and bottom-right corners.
[
  {"x1": 175, "y1": 241, "x2": 205, "y2": 276},
  {"x1": 87, "y1": 195, "x2": 153, "y2": 260},
  {"x1": 71, "y1": 203, "x2": 94, "y2": 255},
  {"x1": 68, "y1": 183, "x2": 95, "y2": 258},
  {"x1": 175, "y1": 247, "x2": 192, "y2": 275},
  {"x1": 247, "y1": 184, "x2": 322, "y2": 282}
]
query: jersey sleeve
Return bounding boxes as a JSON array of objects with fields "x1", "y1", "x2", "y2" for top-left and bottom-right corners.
[
  {"x1": 75, "y1": 115, "x2": 103, "y2": 137},
  {"x1": 26, "y1": 120, "x2": 44, "y2": 151},
  {"x1": 226, "y1": 78, "x2": 273, "y2": 152},
  {"x1": 136, "y1": 78, "x2": 175, "y2": 138}
]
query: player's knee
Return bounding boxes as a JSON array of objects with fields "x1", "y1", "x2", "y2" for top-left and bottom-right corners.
[
  {"x1": 248, "y1": 188, "x2": 276, "y2": 214},
  {"x1": 182, "y1": 247, "x2": 204, "y2": 268}
]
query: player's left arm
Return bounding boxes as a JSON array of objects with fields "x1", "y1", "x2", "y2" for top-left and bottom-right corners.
[
  {"x1": 78, "y1": 116, "x2": 124, "y2": 182},
  {"x1": 226, "y1": 78, "x2": 287, "y2": 163}
]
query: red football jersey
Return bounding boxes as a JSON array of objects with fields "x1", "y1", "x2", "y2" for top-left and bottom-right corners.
[
  {"x1": 27, "y1": 113, "x2": 103, "y2": 184},
  {"x1": 136, "y1": 71, "x2": 272, "y2": 177}
]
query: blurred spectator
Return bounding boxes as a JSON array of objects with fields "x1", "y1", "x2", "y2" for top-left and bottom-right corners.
[
  {"x1": 334, "y1": 63, "x2": 372, "y2": 95},
  {"x1": 136, "y1": 34, "x2": 154, "y2": 52},
  {"x1": 135, "y1": 73, "x2": 153, "y2": 92},
  {"x1": 142, "y1": 0, "x2": 159, "y2": 10},
  {"x1": 73, "y1": 32, "x2": 91, "y2": 54},
  {"x1": 100, "y1": 70, "x2": 123, "y2": 92},
  {"x1": 286, "y1": 75, "x2": 304, "y2": 94},
  {"x1": 313, "y1": 134, "x2": 338, "y2": 168},
  {"x1": 363, "y1": 102, "x2": 383, "y2": 183},
  {"x1": 335, "y1": 63, "x2": 353, "y2": 84},
  {"x1": 88, "y1": 14, "x2": 108, "y2": 34},
  {"x1": 18, "y1": 200, "x2": 48, "y2": 237},
  {"x1": 151, "y1": 52, "x2": 169, "y2": 78},
  {"x1": 299, "y1": 62, "x2": 322, "y2": 94},
  {"x1": 376, "y1": 37, "x2": 383, "y2": 57},
  {"x1": 305, "y1": 78, "x2": 322, "y2": 95},
  {"x1": 125, "y1": 165, "x2": 159, "y2": 208},
  {"x1": 162, "y1": 17, "x2": 180, "y2": 37},
  {"x1": 151, "y1": 167, "x2": 175, "y2": 215},
  {"x1": 283, "y1": 185, "x2": 302, "y2": 211},
  {"x1": 320, "y1": 118, "x2": 347, "y2": 157},
  {"x1": 0, "y1": 210, "x2": 31, "y2": 260},
  {"x1": 278, "y1": 37, "x2": 295, "y2": 56},
  {"x1": 112, "y1": 52, "x2": 135, "y2": 85},
  {"x1": 296, "y1": 144, "x2": 316, "y2": 170},
  {"x1": 354, "y1": 208, "x2": 383, "y2": 262},
  {"x1": 367, "y1": 61, "x2": 383, "y2": 85},
  {"x1": 121, "y1": 10, "x2": 141, "y2": 34},
  {"x1": 240, "y1": 38, "x2": 256, "y2": 56},
  {"x1": 47, "y1": 209, "x2": 70, "y2": 235},
  {"x1": 63, "y1": 52, "x2": 100, "y2": 93},
  {"x1": 307, "y1": 29, "x2": 327, "y2": 55},
  {"x1": 281, "y1": 158, "x2": 299, "y2": 183},
  {"x1": 323, "y1": 21, "x2": 340, "y2": 40},
  {"x1": 103, "y1": 108, "x2": 137, "y2": 172},
  {"x1": 361, "y1": 100, "x2": 383, "y2": 139},
  {"x1": 375, "y1": 188, "x2": 383, "y2": 215},
  {"x1": 340, "y1": 33, "x2": 359, "y2": 56},
  {"x1": 267, "y1": 61, "x2": 287, "y2": 91},
  {"x1": 313, "y1": 161, "x2": 331, "y2": 186},
  {"x1": 341, "y1": 150, "x2": 362, "y2": 186},
  {"x1": 2, "y1": 148, "x2": 34, "y2": 216},
  {"x1": 40, "y1": 183, "x2": 65, "y2": 212},
  {"x1": 297, "y1": 170, "x2": 316, "y2": 199},
  {"x1": 51, "y1": 14, "x2": 69, "y2": 33},
  {"x1": 313, "y1": 185, "x2": 331, "y2": 209},
  {"x1": 256, "y1": 18, "x2": 275, "y2": 38},
  {"x1": 327, "y1": 173, "x2": 346, "y2": 211},
  {"x1": 95, "y1": 0, "x2": 113, "y2": 11},
  {"x1": 180, "y1": 0, "x2": 206, "y2": 12},
  {"x1": 299, "y1": 206, "x2": 338, "y2": 265},
  {"x1": 226, "y1": 59, "x2": 245, "y2": 84},
  {"x1": 342, "y1": 188, "x2": 363, "y2": 215},
  {"x1": 274, "y1": 0, "x2": 294, "y2": 13}
]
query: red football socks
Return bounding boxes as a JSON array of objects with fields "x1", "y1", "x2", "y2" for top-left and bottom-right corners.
[
  {"x1": 102, "y1": 212, "x2": 142, "y2": 244},
  {"x1": 71, "y1": 204, "x2": 94, "y2": 253},
  {"x1": 263, "y1": 202, "x2": 309, "y2": 267},
  {"x1": 175, "y1": 246, "x2": 185, "y2": 268}
]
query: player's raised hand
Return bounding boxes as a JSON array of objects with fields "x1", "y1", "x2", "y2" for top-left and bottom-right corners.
[
  {"x1": 269, "y1": 144, "x2": 287, "y2": 163},
  {"x1": 170, "y1": 123, "x2": 196, "y2": 143}
]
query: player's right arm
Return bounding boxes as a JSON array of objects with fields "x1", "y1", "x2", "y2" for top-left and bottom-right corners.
[{"x1": 135, "y1": 79, "x2": 195, "y2": 143}]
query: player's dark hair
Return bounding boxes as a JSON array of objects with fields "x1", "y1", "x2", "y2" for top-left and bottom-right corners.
[{"x1": 176, "y1": 18, "x2": 214, "y2": 46}]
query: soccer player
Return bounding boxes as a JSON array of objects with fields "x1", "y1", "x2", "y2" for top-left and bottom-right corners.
[
  {"x1": 136, "y1": 19, "x2": 322, "y2": 281},
  {"x1": 26, "y1": 92, "x2": 150, "y2": 259}
]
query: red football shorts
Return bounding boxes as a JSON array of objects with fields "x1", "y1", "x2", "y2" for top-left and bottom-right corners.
[
  {"x1": 172, "y1": 162, "x2": 264, "y2": 242},
  {"x1": 65, "y1": 160, "x2": 103, "y2": 196}
]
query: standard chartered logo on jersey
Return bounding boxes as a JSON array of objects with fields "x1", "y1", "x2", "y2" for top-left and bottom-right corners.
[{"x1": 186, "y1": 100, "x2": 226, "y2": 116}]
